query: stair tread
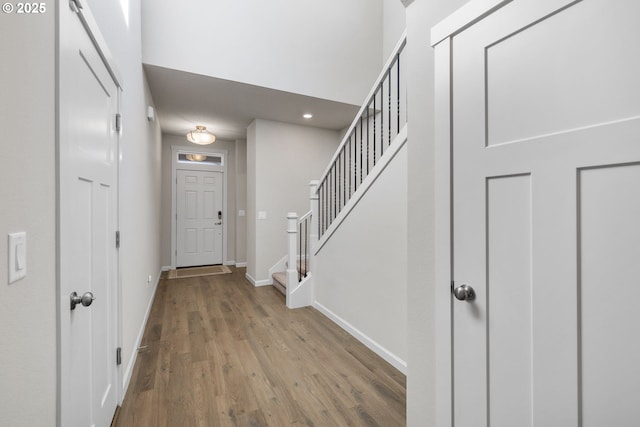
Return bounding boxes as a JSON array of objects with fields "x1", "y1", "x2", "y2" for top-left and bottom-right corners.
[
  {"x1": 272, "y1": 271, "x2": 287, "y2": 286},
  {"x1": 272, "y1": 271, "x2": 287, "y2": 296}
]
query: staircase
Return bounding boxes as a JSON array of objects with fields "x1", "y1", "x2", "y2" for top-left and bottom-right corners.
[
  {"x1": 272, "y1": 258, "x2": 309, "y2": 296},
  {"x1": 272, "y1": 271, "x2": 287, "y2": 295},
  {"x1": 271, "y1": 33, "x2": 407, "y2": 309},
  {"x1": 268, "y1": 182, "x2": 317, "y2": 309}
]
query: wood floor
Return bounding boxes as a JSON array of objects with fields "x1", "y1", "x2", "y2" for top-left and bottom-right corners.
[{"x1": 113, "y1": 267, "x2": 406, "y2": 427}]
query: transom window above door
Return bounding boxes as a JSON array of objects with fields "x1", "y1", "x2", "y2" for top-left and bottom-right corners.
[{"x1": 177, "y1": 152, "x2": 223, "y2": 166}]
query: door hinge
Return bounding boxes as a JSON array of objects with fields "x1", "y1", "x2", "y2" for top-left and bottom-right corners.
[
  {"x1": 116, "y1": 347, "x2": 122, "y2": 366},
  {"x1": 69, "y1": 0, "x2": 83, "y2": 12},
  {"x1": 115, "y1": 231, "x2": 120, "y2": 249},
  {"x1": 115, "y1": 113, "x2": 122, "y2": 132}
]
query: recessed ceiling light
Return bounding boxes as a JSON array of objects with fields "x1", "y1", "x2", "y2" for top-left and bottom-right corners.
[{"x1": 303, "y1": 113, "x2": 313, "y2": 119}]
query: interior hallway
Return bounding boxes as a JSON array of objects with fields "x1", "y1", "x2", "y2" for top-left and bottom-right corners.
[{"x1": 113, "y1": 267, "x2": 406, "y2": 426}]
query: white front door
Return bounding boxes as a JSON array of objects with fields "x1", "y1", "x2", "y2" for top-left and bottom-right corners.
[
  {"x1": 176, "y1": 169, "x2": 223, "y2": 267},
  {"x1": 447, "y1": 0, "x2": 640, "y2": 425},
  {"x1": 59, "y1": 3, "x2": 119, "y2": 427}
]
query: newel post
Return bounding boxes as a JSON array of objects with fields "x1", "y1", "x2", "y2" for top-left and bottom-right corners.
[{"x1": 286, "y1": 212, "x2": 298, "y2": 307}]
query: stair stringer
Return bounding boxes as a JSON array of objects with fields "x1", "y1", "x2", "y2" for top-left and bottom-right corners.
[{"x1": 286, "y1": 272, "x2": 314, "y2": 309}]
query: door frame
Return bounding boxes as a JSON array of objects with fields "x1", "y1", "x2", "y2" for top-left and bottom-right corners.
[
  {"x1": 56, "y1": 0, "x2": 124, "y2": 424},
  {"x1": 171, "y1": 145, "x2": 228, "y2": 269},
  {"x1": 431, "y1": 1, "x2": 512, "y2": 426}
]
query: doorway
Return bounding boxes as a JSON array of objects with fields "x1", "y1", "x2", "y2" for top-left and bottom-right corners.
[
  {"x1": 58, "y1": 2, "x2": 122, "y2": 426},
  {"x1": 434, "y1": 0, "x2": 640, "y2": 425},
  {"x1": 171, "y1": 147, "x2": 227, "y2": 268}
]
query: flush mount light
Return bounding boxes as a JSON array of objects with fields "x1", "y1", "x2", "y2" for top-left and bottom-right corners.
[
  {"x1": 303, "y1": 113, "x2": 313, "y2": 119},
  {"x1": 186, "y1": 125, "x2": 216, "y2": 145}
]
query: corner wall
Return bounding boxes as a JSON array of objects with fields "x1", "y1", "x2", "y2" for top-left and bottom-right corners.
[
  {"x1": 0, "y1": 9, "x2": 56, "y2": 426},
  {"x1": 246, "y1": 119, "x2": 339, "y2": 283},
  {"x1": 405, "y1": 1, "x2": 471, "y2": 425},
  {"x1": 235, "y1": 139, "x2": 248, "y2": 265}
]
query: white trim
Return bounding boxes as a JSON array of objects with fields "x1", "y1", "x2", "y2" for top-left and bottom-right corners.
[
  {"x1": 235, "y1": 262, "x2": 247, "y2": 268},
  {"x1": 430, "y1": 0, "x2": 513, "y2": 46},
  {"x1": 171, "y1": 145, "x2": 228, "y2": 269},
  {"x1": 288, "y1": 273, "x2": 314, "y2": 309},
  {"x1": 119, "y1": 267, "x2": 161, "y2": 402},
  {"x1": 313, "y1": 301, "x2": 407, "y2": 374},
  {"x1": 434, "y1": 37, "x2": 453, "y2": 427},
  {"x1": 315, "y1": 125, "x2": 408, "y2": 254},
  {"x1": 114, "y1": 89, "x2": 124, "y2": 407},
  {"x1": 245, "y1": 272, "x2": 272, "y2": 287},
  {"x1": 161, "y1": 265, "x2": 172, "y2": 272}
]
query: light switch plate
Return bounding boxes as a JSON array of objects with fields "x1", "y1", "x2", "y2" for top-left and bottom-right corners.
[
  {"x1": 258, "y1": 211, "x2": 267, "y2": 220},
  {"x1": 238, "y1": 210, "x2": 246, "y2": 217},
  {"x1": 8, "y1": 232, "x2": 27, "y2": 284}
]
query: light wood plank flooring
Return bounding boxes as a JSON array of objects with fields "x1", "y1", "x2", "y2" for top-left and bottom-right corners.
[{"x1": 113, "y1": 267, "x2": 406, "y2": 427}]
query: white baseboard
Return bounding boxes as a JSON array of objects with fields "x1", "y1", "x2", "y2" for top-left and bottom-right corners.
[
  {"x1": 235, "y1": 262, "x2": 247, "y2": 268},
  {"x1": 245, "y1": 271, "x2": 272, "y2": 287},
  {"x1": 313, "y1": 301, "x2": 407, "y2": 374},
  {"x1": 120, "y1": 268, "x2": 161, "y2": 401},
  {"x1": 161, "y1": 265, "x2": 171, "y2": 271},
  {"x1": 224, "y1": 260, "x2": 235, "y2": 266}
]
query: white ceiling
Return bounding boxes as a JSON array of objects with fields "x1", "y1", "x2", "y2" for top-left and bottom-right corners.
[{"x1": 143, "y1": 64, "x2": 362, "y2": 141}]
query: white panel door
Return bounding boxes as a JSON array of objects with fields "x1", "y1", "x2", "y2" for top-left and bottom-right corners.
[
  {"x1": 176, "y1": 170, "x2": 223, "y2": 267},
  {"x1": 59, "y1": 3, "x2": 119, "y2": 427},
  {"x1": 448, "y1": 0, "x2": 640, "y2": 426}
]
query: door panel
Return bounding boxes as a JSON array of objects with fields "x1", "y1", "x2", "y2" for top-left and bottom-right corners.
[
  {"x1": 487, "y1": 174, "x2": 533, "y2": 426},
  {"x1": 448, "y1": 0, "x2": 640, "y2": 425},
  {"x1": 579, "y1": 164, "x2": 640, "y2": 426},
  {"x1": 176, "y1": 170, "x2": 223, "y2": 267},
  {"x1": 59, "y1": 4, "x2": 119, "y2": 427}
]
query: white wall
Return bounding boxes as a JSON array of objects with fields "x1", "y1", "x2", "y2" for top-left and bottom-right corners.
[
  {"x1": 246, "y1": 119, "x2": 340, "y2": 283},
  {"x1": 383, "y1": 0, "x2": 407, "y2": 61},
  {"x1": 405, "y1": 1, "x2": 471, "y2": 425},
  {"x1": 159, "y1": 135, "x2": 242, "y2": 266},
  {"x1": 235, "y1": 139, "x2": 248, "y2": 265},
  {"x1": 84, "y1": 0, "x2": 163, "y2": 397},
  {"x1": 0, "y1": 10, "x2": 57, "y2": 427},
  {"x1": 247, "y1": 123, "x2": 258, "y2": 277},
  {"x1": 314, "y1": 143, "x2": 408, "y2": 370},
  {"x1": 141, "y1": 0, "x2": 383, "y2": 106}
]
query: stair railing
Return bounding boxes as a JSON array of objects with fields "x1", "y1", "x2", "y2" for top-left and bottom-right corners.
[
  {"x1": 317, "y1": 33, "x2": 407, "y2": 238},
  {"x1": 286, "y1": 210, "x2": 312, "y2": 283},
  {"x1": 297, "y1": 211, "x2": 311, "y2": 282}
]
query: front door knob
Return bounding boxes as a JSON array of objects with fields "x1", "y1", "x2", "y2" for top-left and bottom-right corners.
[
  {"x1": 70, "y1": 291, "x2": 95, "y2": 310},
  {"x1": 453, "y1": 284, "x2": 475, "y2": 301}
]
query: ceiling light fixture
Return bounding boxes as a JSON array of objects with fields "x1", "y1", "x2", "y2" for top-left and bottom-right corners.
[
  {"x1": 186, "y1": 125, "x2": 216, "y2": 145},
  {"x1": 303, "y1": 113, "x2": 313, "y2": 119}
]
